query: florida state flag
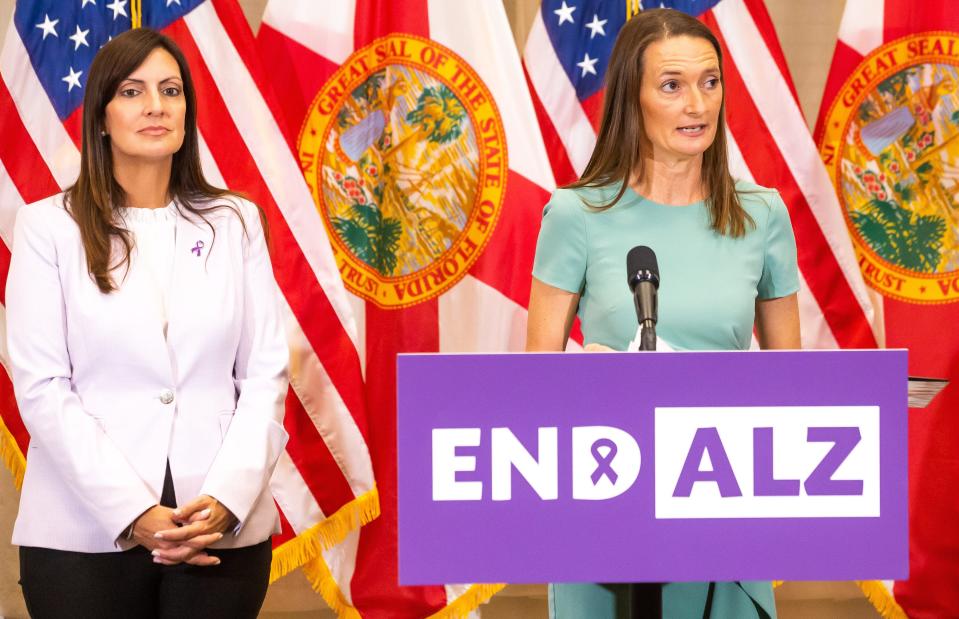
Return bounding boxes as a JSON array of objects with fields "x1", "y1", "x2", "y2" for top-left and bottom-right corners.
[
  {"x1": 257, "y1": 0, "x2": 556, "y2": 616},
  {"x1": 816, "y1": 2, "x2": 959, "y2": 617}
]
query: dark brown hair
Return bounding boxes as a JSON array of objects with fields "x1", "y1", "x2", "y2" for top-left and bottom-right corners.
[
  {"x1": 570, "y1": 8, "x2": 754, "y2": 237},
  {"x1": 66, "y1": 28, "x2": 243, "y2": 292}
]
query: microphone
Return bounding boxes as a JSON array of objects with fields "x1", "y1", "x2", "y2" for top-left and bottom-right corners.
[{"x1": 626, "y1": 246, "x2": 659, "y2": 351}]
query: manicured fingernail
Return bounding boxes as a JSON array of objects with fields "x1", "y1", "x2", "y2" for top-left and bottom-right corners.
[
  {"x1": 200, "y1": 508, "x2": 211, "y2": 517},
  {"x1": 154, "y1": 532, "x2": 164, "y2": 539},
  {"x1": 172, "y1": 509, "x2": 181, "y2": 517},
  {"x1": 217, "y1": 533, "x2": 224, "y2": 540},
  {"x1": 153, "y1": 556, "x2": 162, "y2": 563},
  {"x1": 212, "y1": 558, "x2": 221, "y2": 565}
]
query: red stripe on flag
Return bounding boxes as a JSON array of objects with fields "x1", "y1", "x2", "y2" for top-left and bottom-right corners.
[
  {"x1": 282, "y1": 389, "x2": 358, "y2": 517},
  {"x1": 523, "y1": 65, "x2": 578, "y2": 187},
  {"x1": 470, "y1": 169, "x2": 551, "y2": 309},
  {"x1": 0, "y1": 243, "x2": 10, "y2": 305},
  {"x1": 354, "y1": 300, "x2": 445, "y2": 619},
  {"x1": 273, "y1": 499, "x2": 297, "y2": 548},
  {"x1": 255, "y1": 23, "x2": 339, "y2": 151},
  {"x1": 63, "y1": 107, "x2": 82, "y2": 152},
  {"x1": 702, "y1": 12, "x2": 877, "y2": 349},
  {"x1": 0, "y1": 77, "x2": 62, "y2": 203},
  {"x1": 884, "y1": 0, "x2": 959, "y2": 41},
  {"x1": 208, "y1": 0, "x2": 312, "y2": 154},
  {"x1": 354, "y1": 0, "x2": 430, "y2": 46},
  {"x1": 208, "y1": 0, "x2": 263, "y2": 81},
  {"x1": 0, "y1": 368, "x2": 29, "y2": 454},
  {"x1": 163, "y1": 20, "x2": 368, "y2": 432},
  {"x1": 738, "y1": 0, "x2": 801, "y2": 108},
  {"x1": 813, "y1": 40, "x2": 864, "y2": 145},
  {"x1": 580, "y1": 89, "x2": 603, "y2": 133}
]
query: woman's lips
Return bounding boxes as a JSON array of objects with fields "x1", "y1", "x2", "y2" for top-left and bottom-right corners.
[
  {"x1": 138, "y1": 126, "x2": 170, "y2": 136},
  {"x1": 677, "y1": 124, "x2": 707, "y2": 136}
]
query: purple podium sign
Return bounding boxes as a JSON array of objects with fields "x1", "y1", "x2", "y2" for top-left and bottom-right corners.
[{"x1": 397, "y1": 350, "x2": 907, "y2": 585}]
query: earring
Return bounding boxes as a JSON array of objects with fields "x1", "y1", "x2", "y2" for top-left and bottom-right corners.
[{"x1": 100, "y1": 130, "x2": 107, "y2": 137}]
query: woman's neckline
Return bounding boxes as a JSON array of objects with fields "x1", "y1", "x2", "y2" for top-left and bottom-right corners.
[
  {"x1": 622, "y1": 183, "x2": 704, "y2": 208},
  {"x1": 120, "y1": 199, "x2": 176, "y2": 210},
  {"x1": 118, "y1": 201, "x2": 177, "y2": 222}
]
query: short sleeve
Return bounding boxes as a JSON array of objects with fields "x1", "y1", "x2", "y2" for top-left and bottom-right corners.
[
  {"x1": 757, "y1": 192, "x2": 800, "y2": 299},
  {"x1": 532, "y1": 189, "x2": 588, "y2": 294}
]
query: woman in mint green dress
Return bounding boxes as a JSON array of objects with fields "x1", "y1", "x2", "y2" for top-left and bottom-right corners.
[{"x1": 527, "y1": 8, "x2": 800, "y2": 619}]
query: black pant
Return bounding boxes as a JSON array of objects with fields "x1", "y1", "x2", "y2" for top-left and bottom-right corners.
[{"x1": 19, "y1": 540, "x2": 272, "y2": 619}]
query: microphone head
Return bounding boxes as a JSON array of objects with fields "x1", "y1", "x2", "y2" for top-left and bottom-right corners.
[{"x1": 626, "y1": 245, "x2": 660, "y2": 291}]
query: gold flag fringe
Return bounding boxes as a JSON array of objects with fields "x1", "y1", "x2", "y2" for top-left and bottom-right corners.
[
  {"x1": 0, "y1": 417, "x2": 25, "y2": 490},
  {"x1": 856, "y1": 581, "x2": 908, "y2": 619},
  {"x1": 427, "y1": 584, "x2": 507, "y2": 619},
  {"x1": 776, "y1": 581, "x2": 907, "y2": 617},
  {"x1": 298, "y1": 563, "x2": 504, "y2": 619},
  {"x1": 302, "y1": 553, "x2": 363, "y2": 618},
  {"x1": 269, "y1": 486, "x2": 380, "y2": 584},
  {"x1": 287, "y1": 483, "x2": 502, "y2": 618}
]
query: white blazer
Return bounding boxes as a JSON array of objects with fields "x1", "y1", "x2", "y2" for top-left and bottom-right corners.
[{"x1": 6, "y1": 193, "x2": 289, "y2": 553}]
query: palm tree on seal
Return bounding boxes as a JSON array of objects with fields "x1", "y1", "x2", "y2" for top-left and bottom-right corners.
[
  {"x1": 379, "y1": 85, "x2": 466, "y2": 159},
  {"x1": 851, "y1": 197, "x2": 946, "y2": 273},
  {"x1": 332, "y1": 198, "x2": 403, "y2": 276}
]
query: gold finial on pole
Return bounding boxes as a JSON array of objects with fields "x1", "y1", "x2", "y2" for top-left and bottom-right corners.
[{"x1": 131, "y1": 0, "x2": 142, "y2": 29}]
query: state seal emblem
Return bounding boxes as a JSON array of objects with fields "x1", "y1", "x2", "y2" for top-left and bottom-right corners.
[
  {"x1": 820, "y1": 33, "x2": 959, "y2": 303},
  {"x1": 297, "y1": 34, "x2": 507, "y2": 308}
]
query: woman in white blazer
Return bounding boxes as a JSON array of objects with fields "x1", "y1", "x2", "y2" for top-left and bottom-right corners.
[{"x1": 5, "y1": 28, "x2": 289, "y2": 618}]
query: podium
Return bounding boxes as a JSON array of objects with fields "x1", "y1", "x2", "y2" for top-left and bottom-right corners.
[{"x1": 396, "y1": 350, "x2": 908, "y2": 585}]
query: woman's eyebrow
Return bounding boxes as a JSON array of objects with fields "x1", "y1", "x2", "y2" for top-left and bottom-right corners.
[{"x1": 119, "y1": 76, "x2": 182, "y2": 84}]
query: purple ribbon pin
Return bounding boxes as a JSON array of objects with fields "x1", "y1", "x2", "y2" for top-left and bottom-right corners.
[
  {"x1": 191, "y1": 240, "x2": 205, "y2": 256},
  {"x1": 590, "y1": 438, "x2": 618, "y2": 485}
]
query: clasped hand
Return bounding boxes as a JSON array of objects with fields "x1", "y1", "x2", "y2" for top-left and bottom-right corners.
[{"x1": 131, "y1": 495, "x2": 237, "y2": 566}]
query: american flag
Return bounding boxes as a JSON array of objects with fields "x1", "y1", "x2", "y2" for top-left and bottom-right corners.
[
  {"x1": 0, "y1": 0, "x2": 377, "y2": 611},
  {"x1": 524, "y1": 0, "x2": 889, "y2": 611}
]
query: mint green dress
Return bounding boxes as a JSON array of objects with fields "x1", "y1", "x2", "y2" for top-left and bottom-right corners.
[{"x1": 532, "y1": 181, "x2": 799, "y2": 619}]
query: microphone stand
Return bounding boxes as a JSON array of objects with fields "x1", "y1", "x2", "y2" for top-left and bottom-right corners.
[
  {"x1": 626, "y1": 252, "x2": 662, "y2": 617},
  {"x1": 639, "y1": 321, "x2": 656, "y2": 352},
  {"x1": 634, "y1": 287, "x2": 660, "y2": 618},
  {"x1": 631, "y1": 583, "x2": 662, "y2": 618}
]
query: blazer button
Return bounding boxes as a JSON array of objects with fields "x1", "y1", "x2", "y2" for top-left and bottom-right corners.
[{"x1": 159, "y1": 389, "x2": 175, "y2": 405}]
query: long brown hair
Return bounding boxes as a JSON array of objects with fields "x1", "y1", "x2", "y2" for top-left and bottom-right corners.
[
  {"x1": 66, "y1": 28, "x2": 242, "y2": 293},
  {"x1": 570, "y1": 8, "x2": 754, "y2": 237}
]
